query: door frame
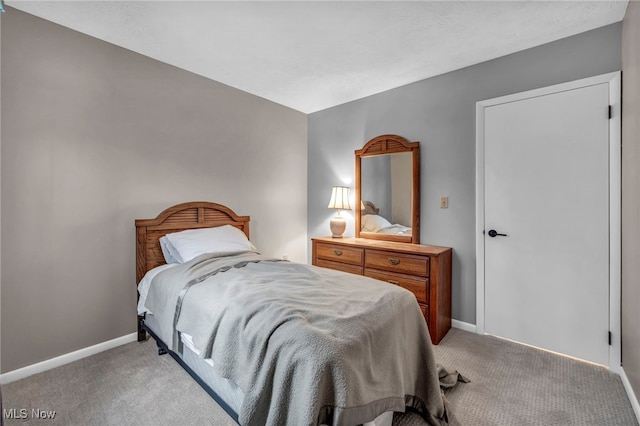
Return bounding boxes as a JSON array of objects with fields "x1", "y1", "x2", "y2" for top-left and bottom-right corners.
[{"x1": 475, "y1": 72, "x2": 621, "y2": 372}]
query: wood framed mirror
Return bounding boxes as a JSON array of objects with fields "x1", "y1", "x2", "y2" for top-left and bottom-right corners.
[{"x1": 355, "y1": 134, "x2": 420, "y2": 244}]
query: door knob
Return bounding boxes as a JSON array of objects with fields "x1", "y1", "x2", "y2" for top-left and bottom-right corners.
[{"x1": 488, "y1": 229, "x2": 508, "y2": 237}]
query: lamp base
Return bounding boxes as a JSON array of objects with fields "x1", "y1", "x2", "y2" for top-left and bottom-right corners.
[{"x1": 330, "y1": 216, "x2": 346, "y2": 238}]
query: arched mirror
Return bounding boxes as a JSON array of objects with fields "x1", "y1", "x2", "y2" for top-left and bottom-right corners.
[{"x1": 355, "y1": 134, "x2": 420, "y2": 244}]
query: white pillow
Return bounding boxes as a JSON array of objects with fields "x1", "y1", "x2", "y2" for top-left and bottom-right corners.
[
  {"x1": 159, "y1": 236, "x2": 180, "y2": 264},
  {"x1": 164, "y1": 225, "x2": 256, "y2": 263},
  {"x1": 361, "y1": 214, "x2": 392, "y2": 232}
]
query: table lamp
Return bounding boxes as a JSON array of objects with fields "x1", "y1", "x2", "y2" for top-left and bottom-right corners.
[{"x1": 327, "y1": 186, "x2": 351, "y2": 238}]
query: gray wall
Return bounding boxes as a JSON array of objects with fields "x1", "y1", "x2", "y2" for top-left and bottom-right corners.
[
  {"x1": 1, "y1": 9, "x2": 307, "y2": 373},
  {"x1": 622, "y1": 0, "x2": 640, "y2": 404},
  {"x1": 361, "y1": 155, "x2": 391, "y2": 218},
  {"x1": 308, "y1": 23, "x2": 622, "y2": 325}
]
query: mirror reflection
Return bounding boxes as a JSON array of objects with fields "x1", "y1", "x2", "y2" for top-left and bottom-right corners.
[{"x1": 360, "y1": 153, "x2": 412, "y2": 238}]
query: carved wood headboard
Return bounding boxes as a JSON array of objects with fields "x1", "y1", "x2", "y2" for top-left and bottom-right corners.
[{"x1": 135, "y1": 201, "x2": 250, "y2": 284}]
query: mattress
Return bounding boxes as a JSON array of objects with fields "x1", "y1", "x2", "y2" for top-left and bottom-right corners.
[{"x1": 140, "y1": 266, "x2": 395, "y2": 426}]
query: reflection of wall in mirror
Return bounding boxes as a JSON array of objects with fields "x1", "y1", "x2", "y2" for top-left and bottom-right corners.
[
  {"x1": 361, "y1": 155, "x2": 392, "y2": 219},
  {"x1": 361, "y1": 153, "x2": 412, "y2": 227},
  {"x1": 390, "y1": 153, "x2": 412, "y2": 226}
]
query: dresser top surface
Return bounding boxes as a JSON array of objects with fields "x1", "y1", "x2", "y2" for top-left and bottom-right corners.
[{"x1": 312, "y1": 237, "x2": 452, "y2": 256}]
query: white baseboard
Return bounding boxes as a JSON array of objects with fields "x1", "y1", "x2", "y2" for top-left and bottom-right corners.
[
  {"x1": 452, "y1": 319, "x2": 477, "y2": 333},
  {"x1": 0, "y1": 333, "x2": 137, "y2": 384},
  {"x1": 620, "y1": 366, "x2": 640, "y2": 423}
]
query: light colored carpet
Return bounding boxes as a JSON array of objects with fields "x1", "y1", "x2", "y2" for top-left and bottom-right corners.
[
  {"x1": 3, "y1": 337, "x2": 236, "y2": 426},
  {"x1": 429, "y1": 329, "x2": 638, "y2": 426},
  {"x1": 3, "y1": 328, "x2": 638, "y2": 425}
]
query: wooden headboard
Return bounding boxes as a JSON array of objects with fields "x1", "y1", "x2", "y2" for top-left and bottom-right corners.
[
  {"x1": 135, "y1": 201, "x2": 250, "y2": 284},
  {"x1": 361, "y1": 200, "x2": 380, "y2": 216}
]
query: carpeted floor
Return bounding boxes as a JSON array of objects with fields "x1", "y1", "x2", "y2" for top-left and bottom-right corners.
[
  {"x1": 3, "y1": 328, "x2": 638, "y2": 425},
  {"x1": 431, "y1": 329, "x2": 638, "y2": 426}
]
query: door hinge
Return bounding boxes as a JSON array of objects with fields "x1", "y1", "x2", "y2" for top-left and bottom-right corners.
[
  {"x1": 608, "y1": 105, "x2": 612, "y2": 119},
  {"x1": 608, "y1": 331, "x2": 612, "y2": 345}
]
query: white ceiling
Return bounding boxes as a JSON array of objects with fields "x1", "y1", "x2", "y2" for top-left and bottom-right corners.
[{"x1": 7, "y1": 1, "x2": 629, "y2": 113}]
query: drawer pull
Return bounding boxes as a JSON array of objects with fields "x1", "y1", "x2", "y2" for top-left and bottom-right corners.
[
  {"x1": 334, "y1": 249, "x2": 343, "y2": 256},
  {"x1": 388, "y1": 280, "x2": 399, "y2": 285},
  {"x1": 388, "y1": 258, "x2": 400, "y2": 266}
]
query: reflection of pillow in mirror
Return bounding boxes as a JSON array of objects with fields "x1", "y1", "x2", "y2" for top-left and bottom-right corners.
[{"x1": 361, "y1": 214, "x2": 392, "y2": 232}]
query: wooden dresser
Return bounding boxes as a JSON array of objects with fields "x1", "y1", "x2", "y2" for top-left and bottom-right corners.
[{"x1": 311, "y1": 237, "x2": 452, "y2": 344}]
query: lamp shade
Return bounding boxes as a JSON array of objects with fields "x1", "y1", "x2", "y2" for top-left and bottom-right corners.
[{"x1": 327, "y1": 186, "x2": 352, "y2": 210}]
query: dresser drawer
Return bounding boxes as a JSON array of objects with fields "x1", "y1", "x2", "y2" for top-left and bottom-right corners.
[
  {"x1": 316, "y1": 243, "x2": 364, "y2": 266},
  {"x1": 364, "y1": 269, "x2": 429, "y2": 303},
  {"x1": 315, "y1": 258, "x2": 363, "y2": 275},
  {"x1": 365, "y1": 250, "x2": 429, "y2": 277}
]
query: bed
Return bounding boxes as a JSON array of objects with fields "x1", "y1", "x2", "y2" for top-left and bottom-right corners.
[
  {"x1": 135, "y1": 201, "x2": 452, "y2": 426},
  {"x1": 360, "y1": 201, "x2": 412, "y2": 237}
]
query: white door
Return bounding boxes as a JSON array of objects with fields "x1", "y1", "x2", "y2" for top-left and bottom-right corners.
[{"x1": 480, "y1": 78, "x2": 615, "y2": 366}]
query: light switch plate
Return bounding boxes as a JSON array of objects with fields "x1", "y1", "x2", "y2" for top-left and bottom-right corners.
[{"x1": 440, "y1": 196, "x2": 448, "y2": 208}]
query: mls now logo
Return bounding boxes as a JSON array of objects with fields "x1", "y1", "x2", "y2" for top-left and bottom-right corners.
[{"x1": 3, "y1": 408, "x2": 57, "y2": 419}]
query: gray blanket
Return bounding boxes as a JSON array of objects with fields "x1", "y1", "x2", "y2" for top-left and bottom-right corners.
[{"x1": 145, "y1": 251, "x2": 450, "y2": 426}]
